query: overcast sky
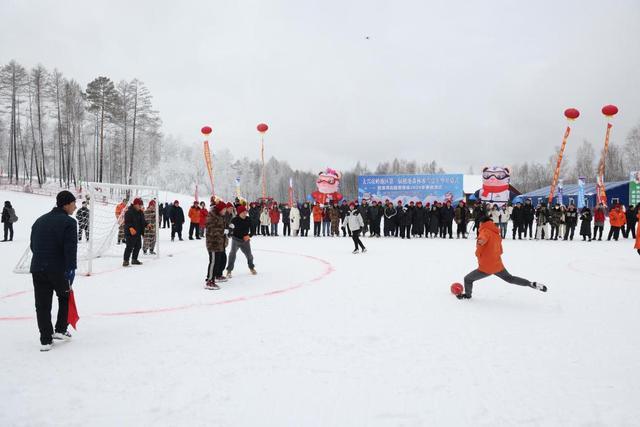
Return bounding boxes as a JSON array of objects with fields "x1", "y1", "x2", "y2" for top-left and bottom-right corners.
[{"x1": 2, "y1": 0, "x2": 639, "y2": 174}]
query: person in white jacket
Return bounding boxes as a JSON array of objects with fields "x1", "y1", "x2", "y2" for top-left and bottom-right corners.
[
  {"x1": 290, "y1": 204, "x2": 301, "y2": 236},
  {"x1": 345, "y1": 203, "x2": 366, "y2": 254},
  {"x1": 259, "y1": 207, "x2": 270, "y2": 236}
]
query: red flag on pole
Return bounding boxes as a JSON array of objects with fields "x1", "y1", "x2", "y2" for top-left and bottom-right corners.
[{"x1": 68, "y1": 290, "x2": 79, "y2": 330}]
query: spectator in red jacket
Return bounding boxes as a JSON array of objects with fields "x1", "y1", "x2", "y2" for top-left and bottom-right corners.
[
  {"x1": 199, "y1": 201, "x2": 208, "y2": 237},
  {"x1": 269, "y1": 204, "x2": 281, "y2": 236}
]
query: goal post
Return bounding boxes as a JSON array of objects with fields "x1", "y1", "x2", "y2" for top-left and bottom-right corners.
[{"x1": 13, "y1": 181, "x2": 161, "y2": 276}]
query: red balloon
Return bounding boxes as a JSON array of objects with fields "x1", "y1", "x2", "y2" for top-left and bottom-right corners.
[
  {"x1": 257, "y1": 123, "x2": 269, "y2": 133},
  {"x1": 601, "y1": 104, "x2": 618, "y2": 117},
  {"x1": 201, "y1": 126, "x2": 212, "y2": 135},
  {"x1": 564, "y1": 108, "x2": 580, "y2": 120}
]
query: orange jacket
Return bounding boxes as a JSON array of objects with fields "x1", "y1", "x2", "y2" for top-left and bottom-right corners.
[
  {"x1": 312, "y1": 205, "x2": 323, "y2": 222},
  {"x1": 609, "y1": 209, "x2": 626, "y2": 227},
  {"x1": 635, "y1": 213, "x2": 640, "y2": 250},
  {"x1": 115, "y1": 202, "x2": 126, "y2": 219},
  {"x1": 188, "y1": 206, "x2": 201, "y2": 223},
  {"x1": 476, "y1": 221, "x2": 505, "y2": 274}
]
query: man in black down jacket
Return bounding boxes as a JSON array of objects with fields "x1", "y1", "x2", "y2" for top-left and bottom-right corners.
[
  {"x1": 30, "y1": 190, "x2": 78, "y2": 351},
  {"x1": 522, "y1": 199, "x2": 535, "y2": 239},
  {"x1": 169, "y1": 200, "x2": 185, "y2": 241},
  {"x1": 123, "y1": 198, "x2": 150, "y2": 266}
]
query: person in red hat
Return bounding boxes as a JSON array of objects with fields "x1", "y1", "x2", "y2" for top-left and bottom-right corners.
[
  {"x1": 123, "y1": 198, "x2": 152, "y2": 267},
  {"x1": 457, "y1": 214, "x2": 547, "y2": 300},
  {"x1": 205, "y1": 200, "x2": 230, "y2": 289},
  {"x1": 226, "y1": 204, "x2": 257, "y2": 277}
]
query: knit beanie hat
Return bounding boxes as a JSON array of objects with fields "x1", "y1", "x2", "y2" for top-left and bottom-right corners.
[
  {"x1": 236, "y1": 205, "x2": 247, "y2": 215},
  {"x1": 133, "y1": 198, "x2": 143, "y2": 206},
  {"x1": 215, "y1": 201, "x2": 227, "y2": 214},
  {"x1": 56, "y1": 190, "x2": 76, "y2": 208}
]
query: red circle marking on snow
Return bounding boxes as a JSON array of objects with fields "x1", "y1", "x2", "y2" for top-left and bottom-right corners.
[{"x1": 0, "y1": 249, "x2": 335, "y2": 321}]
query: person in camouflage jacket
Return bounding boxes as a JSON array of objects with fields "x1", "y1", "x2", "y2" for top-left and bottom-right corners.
[
  {"x1": 143, "y1": 200, "x2": 157, "y2": 255},
  {"x1": 205, "y1": 200, "x2": 230, "y2": 288},
  {"x1": 329, "y1": 202, "x2": 341, "y2": 236}
]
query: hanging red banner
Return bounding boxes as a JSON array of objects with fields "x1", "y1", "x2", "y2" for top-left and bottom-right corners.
[{"x1": 204, "y1": 140, "x2": 215, "y2": 197}]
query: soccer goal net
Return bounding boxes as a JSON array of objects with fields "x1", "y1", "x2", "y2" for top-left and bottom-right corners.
[{"x1": 14, "y1": 182, "x2": 160, "y2": 276}]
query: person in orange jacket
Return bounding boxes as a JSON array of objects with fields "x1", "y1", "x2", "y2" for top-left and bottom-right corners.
[
  {"x1": 457, "y1": 214, "x2": 547, "y2": 299},
  {"x1": 634, "y1": 211, "x2": 640, "y2": 255},
  {"x1": 312, "y1": 203, "x2": 323, "y2": 237},
  {"x1": 115, "y1": 199, "x2": 128, "y2": 244},
  {"x1": 607, "y1": 204, "x2": 626, "y2": 241},
  {"x1": 188, "y1": 201, "x2": 201, "y2": 240}
]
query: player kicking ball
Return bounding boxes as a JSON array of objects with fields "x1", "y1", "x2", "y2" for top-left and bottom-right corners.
[{"x1": 453, "y1": 214, "x2": 547, "y2": 300}]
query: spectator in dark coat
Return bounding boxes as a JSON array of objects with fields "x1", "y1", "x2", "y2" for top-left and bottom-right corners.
[
  {"x1": 579, "y1": 207, "x2": 592, "y2": 241},
  {"x1": 358, "y1": 201, "x2": 370, "y2": 236},
  {"x1": 281, "y1": 204, "x2": 291, "y2": 237},
  {"x1": 122, "y1": 198, "x2": 149, "y2": 266},
  {"x1": 162, "y1": 203, "x2": 172, "y2": 229},
  {"x1": 2, "y1": 200, "x2": 17, "y2": 241},
  {"x1": 522, "y1": 199, "x2": 535, "y2": 239},
  {"x1": 400, "y1": 203, "x2": 414, "y2": 239},
  {"x1": 511, "y1": 202, "x2": 524, "y2": 240},
  {"x1": 428, "y1": 203, "x2": 440, "y2": 237},
  {"x1": 393, "y1": 201, "x2": 403, "y2": 237},
  {"x1": 441, "y1": 201, "x2": 455, "y2": 239},
  {"x1": 368, "y1": 201, "x2": 381, "y2": 237},
  {"x1": 30, "y1": 191, "x2": 78, "y2": 351},
  {"x1": 454, "y1": 201, "x2": 470, "y2": 239},
  {"x1": 383, "y1": 201, "x2": 396, "y2": 237},
  {"x1": 412, "y1": 201, "x2": 425, "y2": 237},
  {"x1": 169, "y1": 200, "x2": 185, "y2": 241},
  {"x1": 563, "y1": 204, "x2": 578, "y2": 240},
  {"x1": 248, "y1": 202, "x2": 260, "y2": 236},
  {"x1": 300, "y1": 202, "x2": 311, "y2": 237},
  {"x1": 339, "y1": 201, "x2": 350, "y2": 237},
  {"x1": 624, "y1": 204, "x2": 638, "y2": 239}
]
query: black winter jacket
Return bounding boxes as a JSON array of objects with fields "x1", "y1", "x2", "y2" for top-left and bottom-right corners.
[{"x1": 30, "y1": 207, "x2": 77, "y2": 273}]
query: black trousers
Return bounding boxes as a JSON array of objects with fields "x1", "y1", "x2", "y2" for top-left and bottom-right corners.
[
  {"x1": 207, "y1": 250, "x2": 227, "y2": 280},
  {"x1": 124, "y1": 234, "x2": 142, "y2": 261},
  {"x1": 563, "y1": 225, "x2": 576, "y2": 240},
  {"x1": 550, "y1": 224, "x2": 560, "y2": 239},
  {"x1": 3, "y1": 222, "x2": 14, "y2": 240},
  {"x1": 260, "y1": 225, "x2": 270, "y2": 236},
  {"x1": 524, "y1": 221, "x2": 533, "y2": 238},
  {"x1": 607, "y1": 226, "x2": 621, "y2": 241},
  {"x1": 456, "y1": 222, "x2": 467, "y2": 238},
  {"x1": 32, "y1": 271, "x2": 69, "y2": 345},
  {"x1": 313, "y1": 222, "x2": 321, "y2": 236},
  {"x1": 593, "y1": 225, "x2": 603, "y2": 240},
  {"x1": 171, "y1": 223, "x2": 183, "y2": 240},
  {"x1": 162, "y1": 216, "x2": 170, "y2": 228},
  {"x1": 283, "y1": 222, "x2": 291, "y2": 236},
  {"x1": 351, "y1": 230, "x2": 365, "y2": 250},
  {"x1": 189, "y1": 222, "x2": 200, "y2": 239},
  {"x1": 463, "y1": 268, "x2": 531, "y2": 296}
]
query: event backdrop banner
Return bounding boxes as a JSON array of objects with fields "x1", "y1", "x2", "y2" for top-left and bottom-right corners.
[
  {"x1": 357, "y1": 174, "x2": 464, "y2": 204},
  {"x1": 630, "y1": 171, "x2": 640, "y2": 206}
]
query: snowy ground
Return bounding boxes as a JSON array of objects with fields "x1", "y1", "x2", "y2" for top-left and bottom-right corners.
[{"x1": 1, "y1": 189, "x2": 639, "y2": 427}]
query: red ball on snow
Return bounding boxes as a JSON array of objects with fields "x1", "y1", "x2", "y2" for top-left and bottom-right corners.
[
  {"x1": 201, "y1": 126, "x2": 212, "y2": 135},
  {"x1": 601, "y1": 104, "x2": 618, "y2": 117},
  {"x1": 564, "y1": 108, "x2": 580, "y2": 120},
  {"x1": 257, "y1": 123, "x2": 269, "y2": 133},
  {"x1": 450, "y1": 283, "x2": 464, "y2": 296}
]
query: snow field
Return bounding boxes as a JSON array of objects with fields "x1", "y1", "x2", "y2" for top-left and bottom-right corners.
[{"x1": 1, "y1": 190, "x2": 639, "y2": 426}]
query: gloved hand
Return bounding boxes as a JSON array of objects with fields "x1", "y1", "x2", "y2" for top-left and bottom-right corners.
[
  {"x1": 129, "y1": 227, "x2": 137, "y2": 236},
  {"x1": 65, "y1": 269, "x2": 76, "y2": 286},
  {"x1": 228, "y1": 223, "x2": 235, "y2": 229}
]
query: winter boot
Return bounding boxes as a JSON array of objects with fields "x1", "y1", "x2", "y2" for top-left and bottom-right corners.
[
  {"x1": 40, "y1": 343, "x2": 53, "y2": 352},
  {"x1": 53, "y1": 331, "x2": 72, "y2": 341},
  {"x1": 226, "y1": 270, "x2": 233, "y2": 279},
  {"x1": 123, "y1": 260, "x2": 130, "y2": 267},
  {"x1": 132, "y1": 259, "x2": 142, "y2": 265},
  {"x1": 215, "y1": 276, "x2": 228, "y2": 282},
  {"x1": 352, "y1": 249, "x2": 359, "y2": 254},
  {"x1": 530, "y1": 282, "x2": 547, "y2": 292},
  {"x1": 361, "y1": 248, "x2": 367, "y2": 253},
  {"x1": 250, "y1": 268, "x2": 257, "y2": 275},
  {"x1": 204, "y1": 280, "x2": 220, "y2": 290},
  {"x1": 456, "y1": 293, "x2": 472, "y2": 300}
]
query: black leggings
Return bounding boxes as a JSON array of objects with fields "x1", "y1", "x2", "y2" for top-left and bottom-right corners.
[
  {"x1": 463, "y1": 268, "x2": 531, "y2": 296},
  {"x1": 351, "y1": 230, "x2": 365, "y2": 251}
]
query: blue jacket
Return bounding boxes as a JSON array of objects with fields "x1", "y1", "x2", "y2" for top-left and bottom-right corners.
[{"x1": 30, "y1": 207, "x2": 78, "y2": 273}]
